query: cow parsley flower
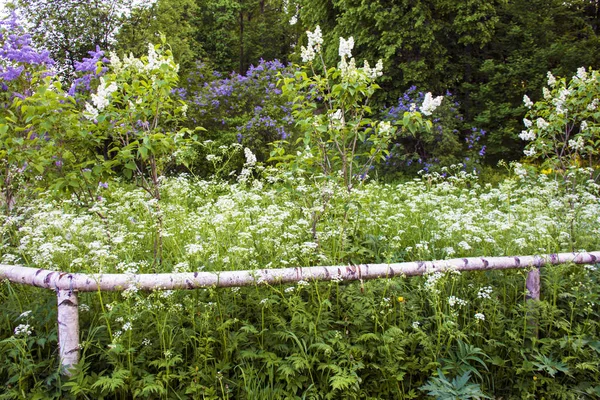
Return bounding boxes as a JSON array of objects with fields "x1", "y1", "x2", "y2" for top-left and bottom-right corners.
[
  {"x1": 474, "y1": 312, "x2": 485, "y2": 321},
  {"x1": 14, "y1": 324, "x2": 32, "y2": 336}
]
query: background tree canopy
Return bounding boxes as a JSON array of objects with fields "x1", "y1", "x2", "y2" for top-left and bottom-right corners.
[{"x1": 7, "y1": 0, "x2": 600, "y2": 164}]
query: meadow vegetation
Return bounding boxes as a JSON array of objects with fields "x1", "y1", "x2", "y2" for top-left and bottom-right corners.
[{"x1": 1, "y1": 11, "x2": 600, "y2": 400}]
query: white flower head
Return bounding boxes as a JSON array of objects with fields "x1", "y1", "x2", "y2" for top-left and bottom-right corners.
[
  {"x1": 519, "y1": 130, "x2": 536, "y2": 141},
  {"x1": 306, "y1": 26, "x2": 323, "y2": 50},
  {"x1": 524, "y1": 148, "x2": 536, "y2": 157},
  {"x1": 244, "y1": 147, "x2": 257, "y2": 165},
  {"x1": 14, "y1": 324, "x2": 32, "y2": 336},
  {"x1": 543, "y1": 87, "x2": 552, "y2": 100},
  {"x1": 547, "y1": 71, "x2": 557, "y2": 87},
  {"x1": 568, "y1": 136, "x2": 585, "y2": 151},
  {"x1": 289, "y1": 15, "x2": 298, "y2": 25},
  {"x1": 576, "y1": 67, "x2": 587, "y2": 81},
  {"x1": 581, "y1": 120, "x2": 588, "y2": 131},
  {"x1": 300, "y1": 45, "x2": 316, "y2": 63},
  {"x1": 523, "y1": 95, "x2": 534, "y2": 109},
  {"x1": 536, "y1": 118, "x2": 549, "y2": 130},
  {"x1": 421, "y1": 92, "x2": 443, "y2": 116},
  {"x1": 339, "y1": 36, "x2": 354, "y2": 59},
  {"x1": 474, "y1": 312, "x2": 485, "y2": 321},
  {"x1": 523, "y1": 118, "x2": 532, "y2": 128}
]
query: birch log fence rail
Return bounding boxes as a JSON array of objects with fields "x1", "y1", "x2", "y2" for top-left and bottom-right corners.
[{"x1": 1, "y1": 251, "x2": 599, "y2": 376}]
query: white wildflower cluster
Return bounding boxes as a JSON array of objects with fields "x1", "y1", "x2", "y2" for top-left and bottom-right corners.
[
  {"x1": 448, "y1": 296, "x2": 467, "y2": 307},
  {"x1": 424, "y1": 271, "x2": 443, "y2": 294},
  {"x1": 301, "y1": 26, "x2": 323, "y2": 62},
  {"x1": 477, "y1": 286, "x2": 493, "y2": 299},
  {"x1": 244, "y1": 147, "x2": 257, "y2": 166},
  {"x1": 14, "y1": 324, "x2": 32, "y2": 336},
  {"x1": 412, "y1": 321, "x2": 421, "y2": 329},
  {"x1": 420, "y1": 92, "x2": 443, "y2": 116},
  {"x1": 474, "y1": 312, "x2": 485, "y2": 321}
]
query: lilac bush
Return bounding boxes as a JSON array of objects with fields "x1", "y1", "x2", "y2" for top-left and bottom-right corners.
[
  {"x1": 186, "y1": 59, "x2": 298, "y2": 171},
  {"x1": 0, "y1": 13, "x2": 58, "y2": 213},
  {"x1": 382, "y1": 86, "x2": 486, "y2": 175}
]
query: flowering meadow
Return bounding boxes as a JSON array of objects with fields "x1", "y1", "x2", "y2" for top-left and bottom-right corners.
[{"x1": 1, "y1": 15, "x2": 600, "y2": 400}]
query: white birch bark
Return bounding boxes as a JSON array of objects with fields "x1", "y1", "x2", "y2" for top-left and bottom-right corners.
[
  {"x1": 1, "y1": 251, "x2": 598, "y2": 292},
  {"x1": 57, "y1": 290, "x2": 79, "y2": 376}
]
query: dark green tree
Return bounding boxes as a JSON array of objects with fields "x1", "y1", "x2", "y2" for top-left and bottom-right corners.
[
  {"x1": 115, "y1": 0, "x2": 202, "y2": 74},
  {"x1": 13, "y1": 0, "x2": 133, "y2": 78}
]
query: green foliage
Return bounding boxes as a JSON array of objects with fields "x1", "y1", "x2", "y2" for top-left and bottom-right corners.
[
  {"x1": 521, "y1": 68, "x2": 600, "y2": 173},
  {"x1": 1, "y1": 166, "x2": 600, "y2": 398},
  {"x1": 272, "y1": 28, "x2": 434, "y2": 192},
  {"x1": 13, "y1": 0, "x2": 133, "y2": 78},
  {"x1": 420, "y1": 370, "x2": 491, "y2": 400},
  {"x1": 115, "y1": 0, "x2": 201, "y2": 75}
]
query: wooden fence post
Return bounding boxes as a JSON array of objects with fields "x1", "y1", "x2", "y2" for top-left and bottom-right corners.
[
  {"x1": 57, "y1": 289, "x2": 80, "y2": 376},
  {"x1": 525, "y1": 265, "x2": 541, "y2": 338}
]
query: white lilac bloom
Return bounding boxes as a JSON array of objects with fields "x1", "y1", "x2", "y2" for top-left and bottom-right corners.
[
  {"x1": 543, "y1": 87, "x2": 552, "y2": 100},
  {"x1": 91, "y1": 77, "x2": 118, "y2": 111},
  {"x1": 524, "y1": 148, "x2": 536, "y2": 157},
  {"x1": 576, "y1": 67, "x2": 587, "y2": 81},
  {"x1": 363, "y1": 59, "x2": 383, "y2": 79},
  {"x1": 554, "y1": 89, "x2": 570, "y2": 115},
  {"x1": 581, "y1": 120, "x2": 588, "y2": 131},
  {"x1": 306, "y1": 25, "x2": 323, "y2": 52},
  {"x1": 244, "y1": 147, "x2": 257, "y2": 165},
  {"x1": 421, "y1": 92, "x2": 443, "y2": 116},
  {"x1": 587, "y1": 99, "x2": 599, "y2": 111},
  {"x1": 568, "y1": 136, "x2": 585, "y2": 151},
  {"x1": 523, "y1": 118, "x2": 532, "y2": 128},
  {"x1": 378, "y1": 121, "x2": 392, "y2": 135},
  {"x1": 338, "y1": 36, "x2": 354, "y2": 59},
  {"x1": 289, "y1": 15, "x2": 297, "y2": 25},
  {"x1": 301, "y1": 45, "x2": 316, "y2": 63},
  {"x1": 536, "y1": 118, "x2": 549, "y2": 130},
  {"x1": 519, "y1": 130, "x2": 536, "y2": 141},
  {"x1": 523, "y1": 95, "x2": 534, "y2": 108},
  {"x1": 547, "y1": 71, "x2": 557, "y2": 87}
]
